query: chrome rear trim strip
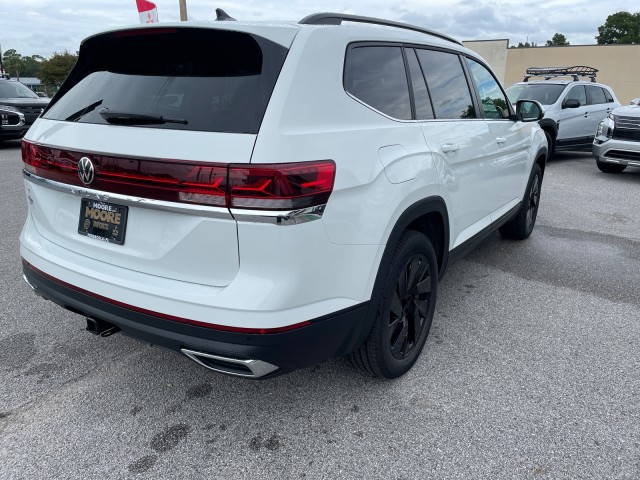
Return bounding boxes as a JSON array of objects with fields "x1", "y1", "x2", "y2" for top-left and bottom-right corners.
[
  {"x1": 23, "y1": 170, "x2": 233, "y2": 220},
  {"x1": 24, "y1": 170, "x2": 327, "y2": 224},
  {"x1": 230, "y1": 204, "x2": 326, "y2": 225}
]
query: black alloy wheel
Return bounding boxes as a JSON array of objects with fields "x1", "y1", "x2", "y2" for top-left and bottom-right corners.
[
  {"x1": 526, "y1": 172, "x2": 540, "y2": 232},
  {"x1": 388, "y1": 254, "x2": 431, "y2": 360},
  {"x1": 499, "y1": 163, "x2": 543, "y2": 240},
  {"x1": 348, "y1": 230, "x2": 438, "y2": 379}
]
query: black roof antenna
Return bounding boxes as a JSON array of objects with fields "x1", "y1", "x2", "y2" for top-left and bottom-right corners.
[{"x1": 215, "y1": 8, "x2": 236, "y2": 21}]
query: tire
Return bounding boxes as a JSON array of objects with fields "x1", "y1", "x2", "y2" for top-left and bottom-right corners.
[
  {"x1": 596, "y1": 161, "x2": 626, "y2": 174},
  {"x1": 348, "y1": 230, "x2": 438, "y2": 379},
  {"x1": 499, "y1": 163, "x2": 542, "y2": 240},
  {"x1": 544, "y1": 130, "x2": 554, "y2": 157}
]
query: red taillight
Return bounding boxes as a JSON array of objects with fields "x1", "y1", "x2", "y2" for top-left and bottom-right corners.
[
  {"x1": 22, "y1": 140, "x2": 227, "y2": 206},
  {"x1": 22, "y1": 140, "x2": 335, "y2": 210},
  {"x1": 228, "y1": 161, "x2": 336, "y2": 210}
]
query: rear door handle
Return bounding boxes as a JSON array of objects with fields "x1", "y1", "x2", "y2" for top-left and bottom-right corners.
[
  {"x1": 584, "y1": 112, "x2": 590, "y2": 118},
  {"x1": 496, "y1": 137, "x2": 507, "y2": 145},
  {"x1": 441, "y1": 143, "x2": 459, "y2": 153}
]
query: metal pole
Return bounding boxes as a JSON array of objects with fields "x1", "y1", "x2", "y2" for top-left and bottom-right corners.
[
  {"x1": 179, "y1": 0, "x2": 188, "y2": 21},
  {"x1": 0, "y1": 42, "x2": 4, "y2": 75}
]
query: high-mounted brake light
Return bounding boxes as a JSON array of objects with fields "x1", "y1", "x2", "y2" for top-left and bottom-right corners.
[
  {"x1": 114, "y1": 28, "x2": 178, "y2": 37},
  {"x1": 22, "y1": 140, "x2": 336, "y2": 211}
]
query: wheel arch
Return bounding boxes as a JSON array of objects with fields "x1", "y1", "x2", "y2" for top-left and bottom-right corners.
[
  {"x1": 385, "y1": 196, "x2": 450, "y2": 280},
  {"x1": 351, "y1": 196, "x2": 450, "y2": 354},
  {"x1": 538, "y1": 118, "x2": 558, "y2": 153}
]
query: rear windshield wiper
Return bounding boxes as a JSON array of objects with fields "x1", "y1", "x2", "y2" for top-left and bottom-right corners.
[
  {"x1": 65, "y1": 100, "x2": 103, "y2": 122},
  {"x1": 98, "y1": 108, "x2": 187, "y2": 125}
]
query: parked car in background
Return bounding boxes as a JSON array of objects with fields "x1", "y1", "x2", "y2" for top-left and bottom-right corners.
[
  {"x1": 506, "y1": 67, "x2": 620, "y2": 155},
  {"x1": 20, "y1": 13, "x2": 547, "y2": 379},
  {"x1": 593, "y1": 103, "x2": 640, "y2": 173},
  {"x1": 0, "y1": 78, "x2": 50, "y2": 141}
]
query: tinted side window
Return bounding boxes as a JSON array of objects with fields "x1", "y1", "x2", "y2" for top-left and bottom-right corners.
[
  {"x1": 416, "y1": 49, "x2": 476, "y2": 119},
  {"x1": 565, "y1": 85, "x2": 586, "y2": 106},
  {"x1": 406, "y1": 49, "x2": 434, "y2": 120},
  {"x1": 465, "y1": 58, "x2": 509, "y2": 119},
  {"x1": 344, "y1": 46, "x2": 412, "y2": 120},
  {"x1": 602, "y1": 88, "x2": 613, "y2": 103},
  {"x1": 587, "y1": 85, "x2": 607, "y2": 105},
  {"x1": 603, "y1": 88, "x2": 614, "y2": 102}
]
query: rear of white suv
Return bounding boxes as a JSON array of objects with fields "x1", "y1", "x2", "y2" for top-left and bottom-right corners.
[{"x1": 20, "y1": 16, "x2": 547, "y2": 379}]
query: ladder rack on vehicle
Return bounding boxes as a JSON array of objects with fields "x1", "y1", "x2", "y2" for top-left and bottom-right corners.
[
  {"x1": 523, "y1": 66, "x2": 598, "y2": 82},
  {"x1": 299, "y1": 12, "x2": 462, "y2": 46}
]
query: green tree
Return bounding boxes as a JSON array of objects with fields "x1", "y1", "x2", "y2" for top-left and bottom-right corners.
[
  {"x1": 39, "y1": 51, "x2": 78, "y2": 90},
  {"x1": 2, "y1": 49, "x2": 24, "y2": 77},
  {"x1": 510, "y1": 41, "x2": 538, "y2": 48},
  {"x1": 21, "y1": 55, "x2": 45, "y2": 77},
  {"x1": 546, "y1": 33, "x2": 570, "y2": 46},
  {"x1": 596, "y1": 11, "x2": 640, "y2": 44}
]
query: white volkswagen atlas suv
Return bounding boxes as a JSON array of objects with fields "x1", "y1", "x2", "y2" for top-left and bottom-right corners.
[{"x1": 20, "y1": 13, "x2": 547, "y2": 379}]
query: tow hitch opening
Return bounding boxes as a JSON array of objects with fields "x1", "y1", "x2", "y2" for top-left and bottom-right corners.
[{"x1": 86, "y1": 317, "x2": 120, "y2": 337}]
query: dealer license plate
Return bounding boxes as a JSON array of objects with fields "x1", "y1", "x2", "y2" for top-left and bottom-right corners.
[{"x1": 78, "y1": 199, "x2": 128, "y2": 245}]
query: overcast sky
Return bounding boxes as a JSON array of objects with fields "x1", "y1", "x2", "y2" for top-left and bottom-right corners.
[{"x1": 0, "y1": 0, "x2": 634, "y2": 58}]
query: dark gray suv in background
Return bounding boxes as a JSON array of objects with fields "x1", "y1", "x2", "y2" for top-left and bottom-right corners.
[{"x1": 0, "y1": 78, "x2": 49, "y2": 141}]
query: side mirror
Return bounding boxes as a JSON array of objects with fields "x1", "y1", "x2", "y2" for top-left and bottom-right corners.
[
  {"x1": 515, "y1": 99, "x2": 544, "y2": 122},
  {"x1": 563, "y1": 98, "x2": 580, "y2": 109},
  {"x1": 630, "y1": 98, "x2": 640, "y2": 106}
]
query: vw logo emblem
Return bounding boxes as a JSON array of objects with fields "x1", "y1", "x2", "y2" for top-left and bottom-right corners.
[{"x1": 78, "y1": 157, "x2": 95, "y2": 185}]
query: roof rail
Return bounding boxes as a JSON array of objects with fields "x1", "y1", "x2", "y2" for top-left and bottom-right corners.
[
  {"x1": 523, "y1": 66, "x2": 598, "y2": 83},
  {"x1": 299, "y1": 12, "x2": 462, "y2": 46}
]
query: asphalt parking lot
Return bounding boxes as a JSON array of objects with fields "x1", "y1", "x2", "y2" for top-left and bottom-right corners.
[{"x1": 0, "y1": 140, "x2": 638, "y2": 479}]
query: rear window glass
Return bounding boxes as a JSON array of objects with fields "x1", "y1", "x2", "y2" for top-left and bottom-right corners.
[{"x1": 44, "y1": 28, "x2": 288, "y2": 134}]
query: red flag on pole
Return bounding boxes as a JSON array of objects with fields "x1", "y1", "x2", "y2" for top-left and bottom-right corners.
[{"x1": 136, "y1": 0, "x2": 159, "y2": 24}]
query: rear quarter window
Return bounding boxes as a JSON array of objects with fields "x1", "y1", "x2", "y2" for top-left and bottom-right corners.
[
  {"x1": 343, "y1": 45, "x2": 412, "y2": 120},
  {"x1": 44, "y1": 28, "x2": 288, "y2": 134}
]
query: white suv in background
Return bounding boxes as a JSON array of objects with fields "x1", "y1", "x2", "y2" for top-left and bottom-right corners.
[
  {"x1": 20, "y1": 13, "x2": 547, "y2": 379},
  {"x1": 506, "y1": 67, "x2": 620, "y2": 155},
  {"x1": 593, "y1": 102, "x2": 640, "y2": 173}
]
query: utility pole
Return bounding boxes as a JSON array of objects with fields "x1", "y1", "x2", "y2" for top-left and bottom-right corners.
[{"x1": 179, "y1": 0, "x2": 188, "y2": 21}]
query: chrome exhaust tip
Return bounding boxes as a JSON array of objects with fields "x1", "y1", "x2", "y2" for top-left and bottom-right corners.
[
  {"x1": 181, "y1": 348, "x2": 279, "y2": 378},
  {"x1": 22, "y1": 273, "x2": 43, "y2": 298}
]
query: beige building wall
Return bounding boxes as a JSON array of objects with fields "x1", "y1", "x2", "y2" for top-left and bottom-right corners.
[
  {"x1": 463, "y1": 41, "x2": 640, "y2": 105},
  {"x1": 463, "y1": 39, "x2": 509, "y2": 83},
  {"x1": 505, "y1": 45, "x2": 639, "y2": 104}
]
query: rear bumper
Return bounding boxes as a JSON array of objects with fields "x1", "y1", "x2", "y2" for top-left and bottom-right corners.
[{"x1": 22, "y1": 260, "x2": 369, "y2": 378}]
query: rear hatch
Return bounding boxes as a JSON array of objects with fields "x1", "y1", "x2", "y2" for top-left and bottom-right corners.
[{"x1": 23, "y1": 25, "x2": 295, "y2": 287}]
